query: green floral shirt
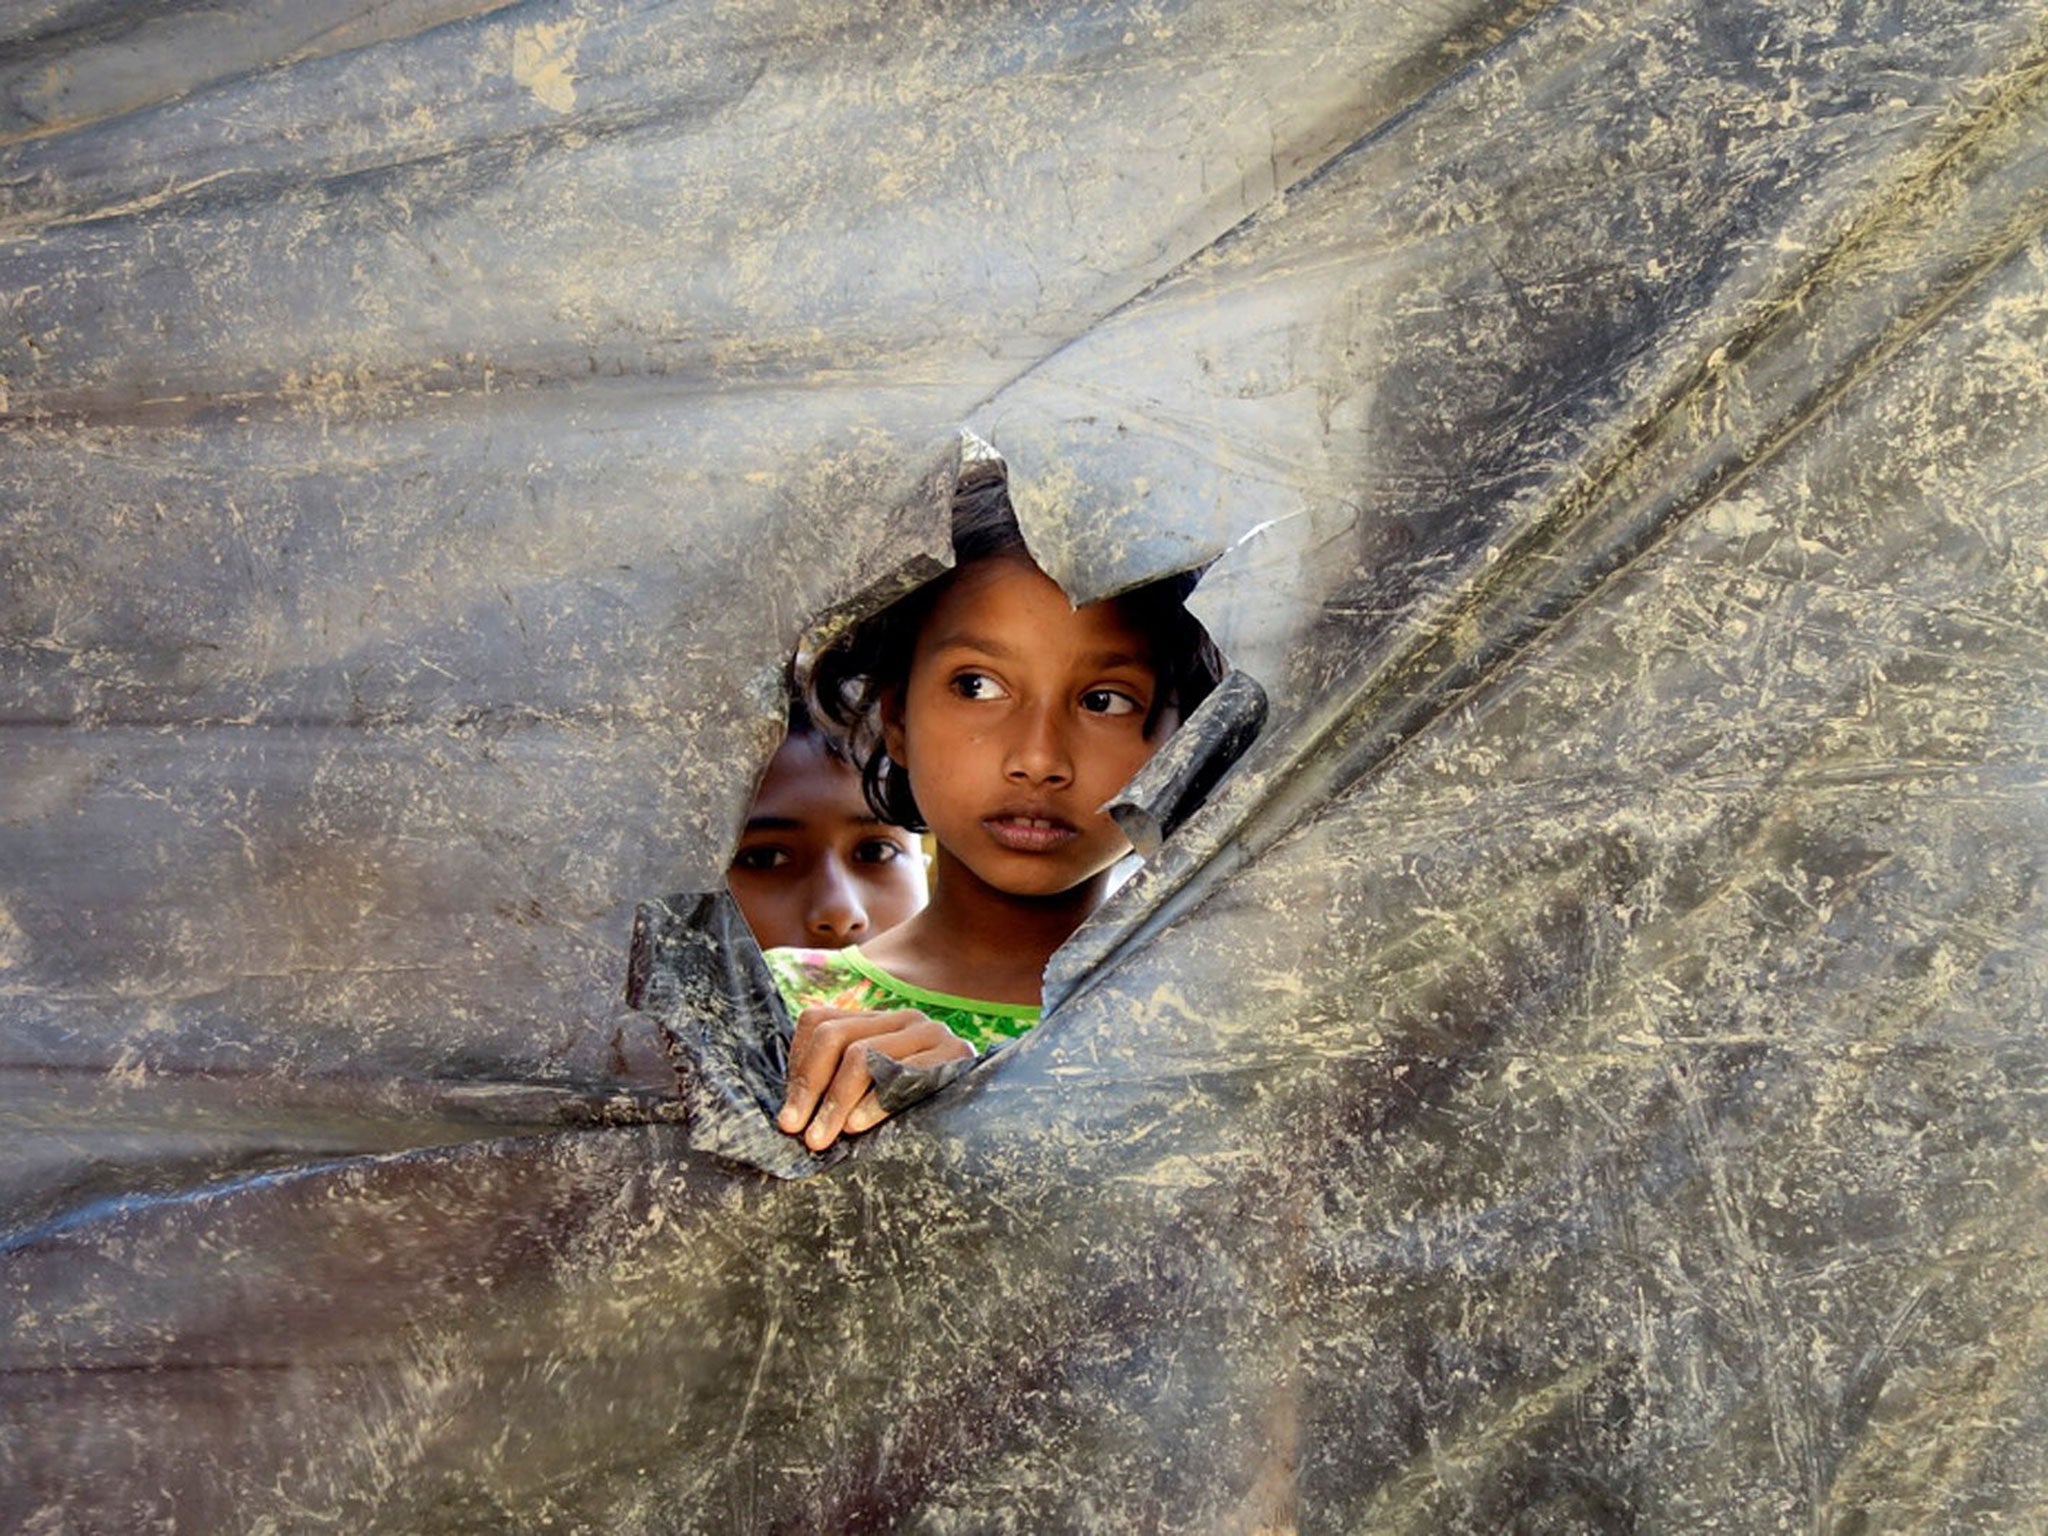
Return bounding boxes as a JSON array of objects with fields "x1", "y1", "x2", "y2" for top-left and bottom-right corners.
[{"x1": 763, "y1": 946, "x2": 1040, "y2": 1056}]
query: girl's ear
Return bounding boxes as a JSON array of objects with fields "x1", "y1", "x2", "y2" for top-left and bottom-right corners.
[{"x1": 880, "y1": 686, "x2": 908, "y2": 766}]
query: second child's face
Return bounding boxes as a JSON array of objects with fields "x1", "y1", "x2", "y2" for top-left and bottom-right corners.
[
  {"x1": 728, "y1": 732, "x2": 928, "y2": 950},
  {"x1": 886, "y1": 554, "x2": 1171, "y2": 903}
]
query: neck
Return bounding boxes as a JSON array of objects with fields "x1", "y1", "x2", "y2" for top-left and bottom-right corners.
[{"x1": 862, "y1": 846, "x2": 1109, "y2": 1007}]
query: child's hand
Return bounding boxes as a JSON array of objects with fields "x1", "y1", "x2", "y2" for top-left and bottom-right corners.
[{"x1": 777, "y1": 1005, "x2": 974, "y2": 1151}]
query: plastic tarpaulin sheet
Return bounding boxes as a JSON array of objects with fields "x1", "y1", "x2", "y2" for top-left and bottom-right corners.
[{"x1": 4, "y1": 0, "x2": 2048, "y2": 1528}]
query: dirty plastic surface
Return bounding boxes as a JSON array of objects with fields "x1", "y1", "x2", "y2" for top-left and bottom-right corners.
[{"x1": 4, "y1": 0, "x2": 2048, "y2": 1529}]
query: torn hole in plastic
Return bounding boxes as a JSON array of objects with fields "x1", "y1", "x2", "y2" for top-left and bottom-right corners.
[
  {"x1": 627, "y1": 450, "x2": 1257, "y2": 1177},
  {"x1": 626, "y1": 677, "x2": 1267, "y2": 1179}
]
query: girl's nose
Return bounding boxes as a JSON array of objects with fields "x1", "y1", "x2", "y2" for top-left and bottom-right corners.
[
  {"x1": 1004, "y1": 703, "x2": 1073, "y2": 786},
  {"x1": 804, "y1": 859, "x2": 869, "y2": 945}
]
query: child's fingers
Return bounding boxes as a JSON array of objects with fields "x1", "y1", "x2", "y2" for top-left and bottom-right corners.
[
  {"x1": 777, "y1": 1006, "x2": 925, "y2": 1138},
  {"x1": 775, "y1": 1007, "x2": 832, "y2": 1133},
  {"x1": 779, "y1": 1008, "x2": 974, "y2": 1148},
  {"x1": 839, "y1": 1041, "x2": 976, "y2": 1135},
  {"x1": 870, "y1": 1014, "x2": 976, "y2": 1064},
  {"x1": 802, "y1": 1037, "x2": 884, "y2": 1150},
  {"x1": 823, "y1": 1031, "x2": 977, "y2": 1140},
  {"x1": 842, "y1": 1087, "x2": 889, "y2": 1135},
  {"x1": 777, "y1": 1005, "x2": 878, "y2": 1131}
]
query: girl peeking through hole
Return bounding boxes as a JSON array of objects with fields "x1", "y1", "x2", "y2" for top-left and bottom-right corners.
[{"x1": 754, "y1": 460, "x2": 1222, "y2": 1150}]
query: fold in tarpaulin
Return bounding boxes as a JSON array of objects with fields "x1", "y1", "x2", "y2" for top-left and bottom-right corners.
[{"x1": 5, "y1": 0, "x2": 2048, "y2": 1529}]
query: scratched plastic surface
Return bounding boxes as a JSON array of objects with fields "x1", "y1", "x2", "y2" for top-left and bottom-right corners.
[{"x1": 4, "y1": 1, "x2": 2047, "y2": 1529}]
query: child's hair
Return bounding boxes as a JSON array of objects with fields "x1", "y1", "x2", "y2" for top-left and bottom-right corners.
[
  {"x1": 810, "y1": 461, "x2": 1224, "y2": 832},
  {"x1": 780, "y1": 694, "x2": 839, "y2": 762}
]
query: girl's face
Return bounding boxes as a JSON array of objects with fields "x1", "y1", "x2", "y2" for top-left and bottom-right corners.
[
  {"x1": 884, "y1": 554, "x2": 1171, "y2": 903},
  {"x1": 727, "y1": 732, "x2": 928, "y2": 949}
]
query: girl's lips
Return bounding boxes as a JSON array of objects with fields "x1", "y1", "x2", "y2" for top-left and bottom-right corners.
[{"x1": 983, "y1": 813, "x2": 1079, "y2": 853}]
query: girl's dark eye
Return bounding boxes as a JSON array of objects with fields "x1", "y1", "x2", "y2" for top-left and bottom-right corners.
[
  {"x1": 1080, "y1": 688, "x2": 1142, "y2": 717},
  {"x1": 730, "y1": 845, "x2": 790, "y2": 872},
  {"x1": 853, "y1": 838, "x2": 907, "y2": 864},
  {"x1": 950, "y1": 670, "x2": 1010, "y2": 702}
]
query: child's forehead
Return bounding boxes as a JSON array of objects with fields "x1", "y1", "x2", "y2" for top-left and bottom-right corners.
[
  {"x1": 751, "y1": 733, "x2": 871, "y2": 823},
  {"x1": 922, "y1": 554, "x2": 1158, "y2": 665}
]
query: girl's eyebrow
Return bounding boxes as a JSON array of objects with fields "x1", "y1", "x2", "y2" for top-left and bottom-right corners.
[{"x1": 925, "y1": 629, "x2": 1014, "y2": 658}]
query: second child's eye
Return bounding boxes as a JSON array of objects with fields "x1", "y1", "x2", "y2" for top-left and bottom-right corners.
[
  {"x1": 853, "y1": 838, "x2": 908, "y2": 864},
  {"x1": 950, "y1": 671, "x2": 1010, "y2": 701},
  {"x1": 730, "y1": 845, "x2": 790, "y2": 872},
  {"x1": 1080, "y1": 688, "x2": 1142, "y2": 717}
]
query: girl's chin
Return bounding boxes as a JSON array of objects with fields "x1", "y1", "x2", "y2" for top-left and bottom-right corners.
[{"x1": 961, "y1": 851, "x2": 1116, "y2": 902}]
